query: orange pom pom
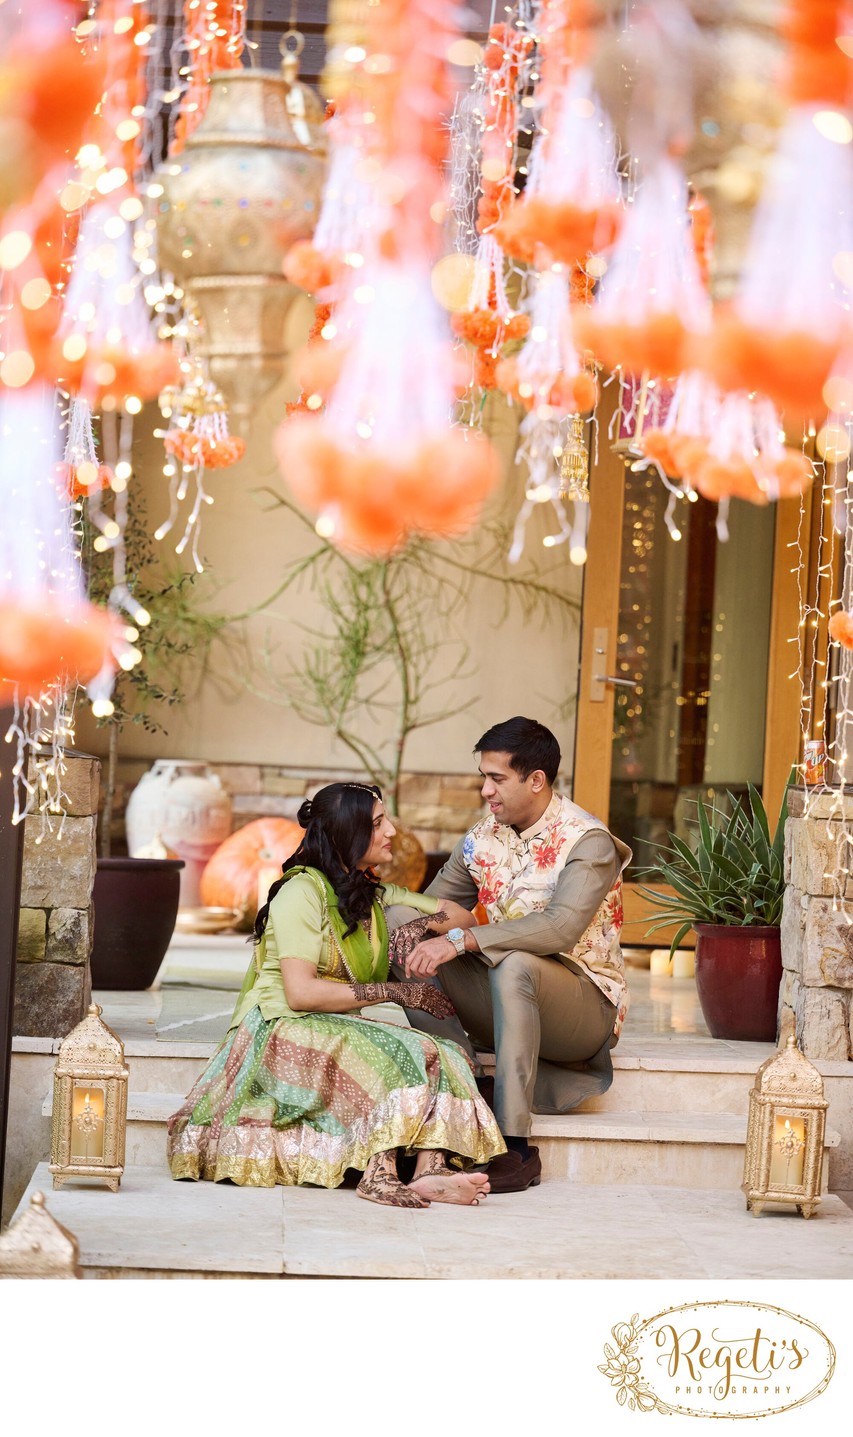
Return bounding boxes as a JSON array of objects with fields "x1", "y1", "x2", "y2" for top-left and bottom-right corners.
[
  {"x1": 640, "y1": 430, "x2": 683, "y2": 478},
  {"x1": 669, "y1": 435, "x2": 710, "y2": 483},
  {"x1": 400, "y1": 430, "x2": 500, "y2": 535},
  {"x1": 0, "y1": 600, "x2": 118, "y2": 694},
  {"x1": 308, "y1": 303, "x2": 333, "y2": 342},
  {"x1": 56, "y1": 460, "x2": 114, "y2": 502},
  {"x1": 56, "y1": 342, "x2": 179, "y2": 407},
  {"x1": 283, "y1": 242, "x2": 336, "y2": 295},
  {"x1": 829, "y1": 608, "x2": 853, "y2": 649},
  {"x1": 496, "y1": 357, "x2": 597, "y2": 414},
  {"x1": 694, "y1": 458, "x2": 769, "y2": 504},
  {"x1": 473, "y1": 349, "x2": 498, "y2": 390},
  {"x1": 771, "y1": 450, "x2": 815, "y2": 499},
  {"x1": 275, "y1": 416, "x2": 348, "y2": 510},
  {"x1": 700, "y1": 315, "x2": 838, "y2": 419},
  {"x1": 336, "y1": 483, "x2": 407, "y2": 557},
  {"x1": 292, "y1": 341, "x2": 347, "y2": 398},
  {"x1": 451, "y1": 309, "x2": 529, "y2": 350},
  {"x1": 163, "y1": 431, "x2": 246, "y2": 469},
  {"x1": 494, "y1": 198, "x2": 621, "y2": 268},
  {"x1": 574, "y1": 311, "x2": 692, "y2": 379}
]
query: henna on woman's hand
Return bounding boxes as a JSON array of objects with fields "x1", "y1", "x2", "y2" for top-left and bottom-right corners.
[
  {"x1": 352, "y1": 982, "x2": 396, "y2": 1006},
  {"x1": 394, "y1": 983, "x2": 456, "y2": 1019},
  {"x1": 352, "y1": 981, "x2": 455, "y2": 1020}
]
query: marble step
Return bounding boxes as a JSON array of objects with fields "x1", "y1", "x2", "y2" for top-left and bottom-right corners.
[
  {"x1": 14, "y1": 1162, "x2": 853, "y2": 1280},
  {"x1": 118, "y1": 1041, "x2": 789, "y2": 1116},
  {"x1": 42, "y1": 1090, "x2": 841, "y2": 1190}
]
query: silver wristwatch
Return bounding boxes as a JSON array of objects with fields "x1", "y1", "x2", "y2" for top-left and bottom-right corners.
[{"x1": 446, "y1": 926, "x2": 466, "y2": 955}]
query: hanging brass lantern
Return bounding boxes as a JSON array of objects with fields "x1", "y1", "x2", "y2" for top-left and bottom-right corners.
[
  {"x1": 154, "y1": 39, "x2": 326, "y2": 417},
  {"x1": 559, "y1": 414, "x2": 590, "y2": 501}
]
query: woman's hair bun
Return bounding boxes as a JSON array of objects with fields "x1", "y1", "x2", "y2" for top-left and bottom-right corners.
[{"x1": 296, "y1": 798, "x2": 314, "y2": 827}]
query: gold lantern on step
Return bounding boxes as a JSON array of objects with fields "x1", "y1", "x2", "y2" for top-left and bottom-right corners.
[
  {"x1": 0, "y1": 1192, "x2": 81, "y2": 1279},
  {"x1": 742, "y1": 1036, "x2": 829, "y2": 1218},
  {"x1": 154, "y1": 37, "x2": 327, "y2": 418},
  {"x1": 49, "y1": 1004, "x2": 128, "y2": 1193}
]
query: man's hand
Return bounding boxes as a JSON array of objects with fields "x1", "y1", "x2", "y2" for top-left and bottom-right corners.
[{"x1": 405, "y1": 936, "x2": 460, "y2": 979}]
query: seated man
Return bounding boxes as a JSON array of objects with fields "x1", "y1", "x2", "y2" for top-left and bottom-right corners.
[{"x1": 403, "y1": 716, "x2": 631, "y2": 1194}]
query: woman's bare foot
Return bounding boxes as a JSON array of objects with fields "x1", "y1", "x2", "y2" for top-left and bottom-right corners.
[
  {"x1": 409, "y1": 1171, "x2": 490, "y2": 1205},
  {"x1": 412, "y1": 1149, "x2": 457, "y2": 1181},
  {"x1": 357, "y1": 1150, "x2": 429, "y2": 1209}
]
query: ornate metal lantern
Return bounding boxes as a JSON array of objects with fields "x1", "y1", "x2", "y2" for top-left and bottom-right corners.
[
  {"x1": 0, "y1": 1192, "x2": 81, "y2": 1279},
  {"x1": 742, "y1": 1036, "x2": 829, "y2": 1218},
  {"x1": 559, "y1": 414, "x2": 590, "y2": 501},
  {"x1": 154, "y1": 43, "x2": 327, "y2": 417},
  {"x1": 49, "y1": 1004, "x2": 128, "y2": 1192}
]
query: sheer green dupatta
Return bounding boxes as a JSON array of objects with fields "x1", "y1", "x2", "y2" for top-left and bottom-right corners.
[{"x1": 229, "y1": 864, "x2": 391, "y2": 1029}]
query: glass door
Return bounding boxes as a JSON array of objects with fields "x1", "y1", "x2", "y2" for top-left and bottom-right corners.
[{"x1": 573, "y1": 390, "x2": 802, "y2": 944}]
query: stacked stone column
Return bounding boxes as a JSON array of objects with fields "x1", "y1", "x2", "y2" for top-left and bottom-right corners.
[
  {"x1": 780, "y1": 789, "x2": 853, "y2": 1061},
  {"x1": 15, "y1": 754, "x2": 100, "y2": 1038}
]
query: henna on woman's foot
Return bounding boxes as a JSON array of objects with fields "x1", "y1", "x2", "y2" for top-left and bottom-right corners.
[
  {"x1": 357, "y1": 1150, "x2": 430, "y2": 1209},
  {"x1": 413, "y1": 1149, "x2": 457, "y2": 1181},
  {"x1": 409, "y1": 1171, "x2": 491, "y2": 1206}
]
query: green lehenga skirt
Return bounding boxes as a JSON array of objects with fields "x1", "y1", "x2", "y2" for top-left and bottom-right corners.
[{"x1": 167, "y1": 1005, "x2": 505, "y2": 1188}]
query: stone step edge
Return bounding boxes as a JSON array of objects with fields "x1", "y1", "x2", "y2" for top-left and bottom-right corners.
[
  {"x1": 19, "y1": 1034, "x2": 853, "y2": 1080},
  {"x1": 39, "y1": 1090, "x2": 841, "y2": 1149}
]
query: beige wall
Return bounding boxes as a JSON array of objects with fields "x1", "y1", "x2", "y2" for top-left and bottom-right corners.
[{"x1": 77, "y1": 342, "x2": 583, "y2": 783}]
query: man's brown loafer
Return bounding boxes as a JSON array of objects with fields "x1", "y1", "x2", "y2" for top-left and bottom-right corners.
[{"x1": 487, "y1": 1146, "x2": 542, "y2": 1193}]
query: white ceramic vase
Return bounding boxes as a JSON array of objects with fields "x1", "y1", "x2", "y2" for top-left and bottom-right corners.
[{"x1": 125, "y1": 760, "x2": 233, "y2": 907}]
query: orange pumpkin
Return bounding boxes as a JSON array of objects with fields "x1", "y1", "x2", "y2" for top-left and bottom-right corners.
[{"x1": 200, "y1": 817, "x2": 304, "y2": 928}]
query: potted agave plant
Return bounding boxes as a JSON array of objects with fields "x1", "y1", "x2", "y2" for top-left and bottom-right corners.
[{"x1": 637, "y1": 784, "x2": 789, "y2": 1042}]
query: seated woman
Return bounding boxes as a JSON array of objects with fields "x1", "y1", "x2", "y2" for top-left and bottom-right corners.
[{"x1": 167, "y1": 781, "x2": 505, "y2": 1207}]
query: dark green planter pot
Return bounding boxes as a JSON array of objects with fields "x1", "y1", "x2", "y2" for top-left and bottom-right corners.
[
  {"x1": 90, "y1": 857, "x2": 185, "y2": 990},
  {"x1": 693, "y1": 923, "x2": 782, "y2": 1042}
]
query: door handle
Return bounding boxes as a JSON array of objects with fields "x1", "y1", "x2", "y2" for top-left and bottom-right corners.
[{"x1": 589, "y1": 627, "x2": 641, "y2": 702}]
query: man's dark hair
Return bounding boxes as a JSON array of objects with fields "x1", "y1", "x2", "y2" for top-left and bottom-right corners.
[{"x1": 475, "y1": 717, "x2": 560, "y2": 785}]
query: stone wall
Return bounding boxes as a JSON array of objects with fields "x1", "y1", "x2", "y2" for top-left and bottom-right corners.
[
  {"x1": 780, "y1": 788, "x2": 853, "y2": 1061},
  {"x1": 15, "y1": 754, "x2": 100, "y2": 1039},
  {"x1": 104, "y1": 758, "x2": 489, "y2": 858}
]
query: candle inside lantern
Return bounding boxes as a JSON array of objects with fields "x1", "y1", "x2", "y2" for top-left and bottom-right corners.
[
  {"x1": 769, "y1": 1114, "x2": 806, "y2": 1189},
  {"x1": 70, "y1": 1084, "x2": 106, "y2": 1163},
  {"x1": 257, "y1": 862, "x2": 281, "y2": 914}
]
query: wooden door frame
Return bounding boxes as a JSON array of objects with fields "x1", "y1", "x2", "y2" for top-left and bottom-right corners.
[{"x1": 572, "y1": 410, "x2": 803, "y2": 947}]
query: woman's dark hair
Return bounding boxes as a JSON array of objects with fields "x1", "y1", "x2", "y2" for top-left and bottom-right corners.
[
  {"x1": 253, "y1": 782, "x2": 383, "y2": 942},
  {"x1": 475, "y1": 716, "x2": 561, "y2": 785}
]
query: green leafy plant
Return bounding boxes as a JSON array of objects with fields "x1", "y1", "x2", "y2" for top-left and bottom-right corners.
[
  {"x1": 636, "y1": 784, "x2": 789, "y2": 955},
  {"x1": 242, "y1": 487, "x2": 580, "y2": 815}
]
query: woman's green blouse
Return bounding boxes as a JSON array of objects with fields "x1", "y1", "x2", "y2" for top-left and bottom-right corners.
[{"x1": 229, "y1": 874, "x2": 439, "y2": 1027}]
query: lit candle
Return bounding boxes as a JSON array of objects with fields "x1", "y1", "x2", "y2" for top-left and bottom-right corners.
[
  {"x1": 649, "y1": 949, "x2": 672, "y2": 976},
  {"x1": 769, "y1": 1115, "x2": 807, "y2": 1189},
  {"x1": 671, "y1": 950, "x2": 695, "y2": 979},
  {"x1": 70, "y1": 1084, "x2": 106, "y2": 1163}
]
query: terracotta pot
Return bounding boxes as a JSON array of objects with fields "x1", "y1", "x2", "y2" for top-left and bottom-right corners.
[
  {"x1": 90, "y1": 857, "x2": 185, "y2": 991},
  {"x1": 693, "y1": 923, "x2": 782, "y2": 1042}
]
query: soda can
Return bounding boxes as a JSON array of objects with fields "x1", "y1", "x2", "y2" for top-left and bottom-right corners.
[{"x1": 803, "y1": 739, "x2": 827, "y2": 786}]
